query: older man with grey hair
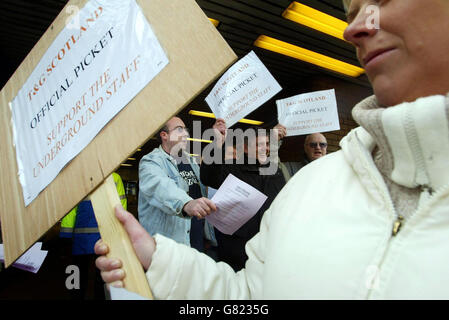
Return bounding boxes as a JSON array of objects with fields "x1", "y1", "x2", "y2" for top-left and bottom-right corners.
[{"x1": 281, "y1": 132, "x2": 328, "y2": 182}]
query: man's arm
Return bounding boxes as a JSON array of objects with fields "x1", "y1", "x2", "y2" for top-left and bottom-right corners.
[
  {"x1": 200, "y1": 118, "x2": 227, "y2": 188},
  {"x1": 200, "y1": 141, "x2": 226, "y2": 189}
]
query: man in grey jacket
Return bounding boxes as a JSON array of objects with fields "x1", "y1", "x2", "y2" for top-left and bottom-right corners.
[{"x1": 138, "y1": 116, "x2": 216, "y2": 251}]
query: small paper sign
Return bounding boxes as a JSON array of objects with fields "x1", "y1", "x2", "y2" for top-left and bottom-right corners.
[
  {"x1": 276, "y1": 89, "x2": 340, "y2": 136},
  {"x1": 205, "y1": 51, "x2": 282, "y2": 127}
]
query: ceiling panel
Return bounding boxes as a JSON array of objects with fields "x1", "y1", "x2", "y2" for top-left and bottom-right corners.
[{"x1": 0, "y1": 0, "x2": 372, "y2": 160}]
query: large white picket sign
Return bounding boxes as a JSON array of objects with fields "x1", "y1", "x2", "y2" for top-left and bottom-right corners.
[{"x1": 11, "y1": 0, "x2": 169, "y2": 206}]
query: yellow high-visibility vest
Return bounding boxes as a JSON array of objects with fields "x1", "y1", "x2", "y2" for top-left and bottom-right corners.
[{"x1": 60, "y1": 172, "x2": 127, "y2": 234}]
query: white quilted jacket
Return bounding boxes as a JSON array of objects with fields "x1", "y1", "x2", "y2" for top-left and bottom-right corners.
[{"x1": 146, "y1": 95, "x2": 449, "y2": 299}]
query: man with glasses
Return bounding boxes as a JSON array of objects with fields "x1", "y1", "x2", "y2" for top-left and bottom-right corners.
[
  {"x1": 304, "y1": 133, "x2": 328, "y2": 162},
  {"x1": 137, "y1": 116, "x2": 217, "y2": 252},
  {"x1": 281, "y1": 132, "x2": 328, "y2": 181}
]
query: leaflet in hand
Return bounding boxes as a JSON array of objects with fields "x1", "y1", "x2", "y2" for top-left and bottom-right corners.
[{"x1": 206, "y1": 174, "x2": 268, "y2": 235}]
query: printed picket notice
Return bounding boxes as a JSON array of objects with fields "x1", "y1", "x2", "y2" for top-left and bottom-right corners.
[
  {"x1": 10, "y1": 0, "x2": 169, "y2": 206},
  {"x1": 205, "y1": 51, "x2": 282, "y2": 127},
  {"x1": 277, "y1": 89, "x2": 340, "y2": 137},
  {"x1": 206, "y1": 174, "x2": 268, "y2": 235}
]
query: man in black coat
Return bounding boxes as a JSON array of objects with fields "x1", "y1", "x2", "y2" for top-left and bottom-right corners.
[{"x1": 200, "y1": 119, "x2": 286, "y2": 271}]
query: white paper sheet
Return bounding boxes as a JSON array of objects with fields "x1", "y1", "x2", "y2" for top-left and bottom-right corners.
[
  {"x1": 109, "y1": 286, "x2": 149, "y2": 300},
  {"x1": 276, "y1": 89, "x2": 340, "y2": 136},
  {"x1": 205, "y1": 51, "x2": 282, "y2": 128},
  {"x1": 0, "y1": 242, "x2": 48, "y2": 273},
  {"x1": 206, "y1": 174, "x2": 268, "y2": 235}
]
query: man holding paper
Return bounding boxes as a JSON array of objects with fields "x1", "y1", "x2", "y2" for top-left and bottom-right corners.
[
  {"x1": 199, "y1": 119, "x2": 286, "y2": 271},
  {"x1": 137, "y1": 117, "x2": 216, "y2": 252}
]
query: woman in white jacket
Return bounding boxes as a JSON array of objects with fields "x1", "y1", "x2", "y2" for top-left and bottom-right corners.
[{"x1": 95, "y1": 0, "x2": 449, "y2": 299}]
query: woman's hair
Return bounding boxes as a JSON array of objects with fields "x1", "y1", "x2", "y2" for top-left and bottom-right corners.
[{"x1": 342, "y1": 0, "x2": 351, "y2": 13}]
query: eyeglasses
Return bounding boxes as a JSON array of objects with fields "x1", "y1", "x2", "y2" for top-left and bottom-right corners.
[
  {"x1": 308, "y1": 142, "x2": 327, "y2": 148},
  {"x1": 164, "y1": 126, "x2": 190, "y2": 134}
]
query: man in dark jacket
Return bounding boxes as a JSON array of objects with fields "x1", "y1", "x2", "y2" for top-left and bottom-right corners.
[{"x1": 200, "y1": 119, "x2": 286, "y2": 271}]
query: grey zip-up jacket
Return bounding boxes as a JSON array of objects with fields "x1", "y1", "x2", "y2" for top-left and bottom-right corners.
[{"x1": 138, "y1": 145, "x2": 211, "y2": 246}]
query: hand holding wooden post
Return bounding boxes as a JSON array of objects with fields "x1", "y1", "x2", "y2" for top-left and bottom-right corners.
[{"x1": 90, "y1": 175, "x2": 153, "y2": 298}]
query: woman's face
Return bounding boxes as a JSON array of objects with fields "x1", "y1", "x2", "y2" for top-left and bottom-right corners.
[{"x1": 344, "y1": 0, "x2": 449, "y2": 106}]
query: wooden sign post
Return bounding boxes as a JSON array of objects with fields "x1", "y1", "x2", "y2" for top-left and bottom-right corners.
[
  {"x1": 0, "y1": 0, "x2": 236, "y2": 298},
  {"x1": 90, "y1": 175, "x2": 153, "y2": 298}
]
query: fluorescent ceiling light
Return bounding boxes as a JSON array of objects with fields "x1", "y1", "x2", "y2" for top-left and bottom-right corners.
[
  {"x1": 209, "y1": 18, "x2": 220, "y2": 27},
  {"x1": 189, "y1": 110, "x2": 264, "y2": 126},
  {"x1": 254, "y1": 35, "x2": 364, "y2": 77},
  {"x1": 187, "y1": 137, "x2": 212, "y2": 144},
  {"x1": 283, "y1": 2, "x2": 348, "y2": 40},
  {"x1": 120, "y1": 164, "x2": 132, "y2": 167}
]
